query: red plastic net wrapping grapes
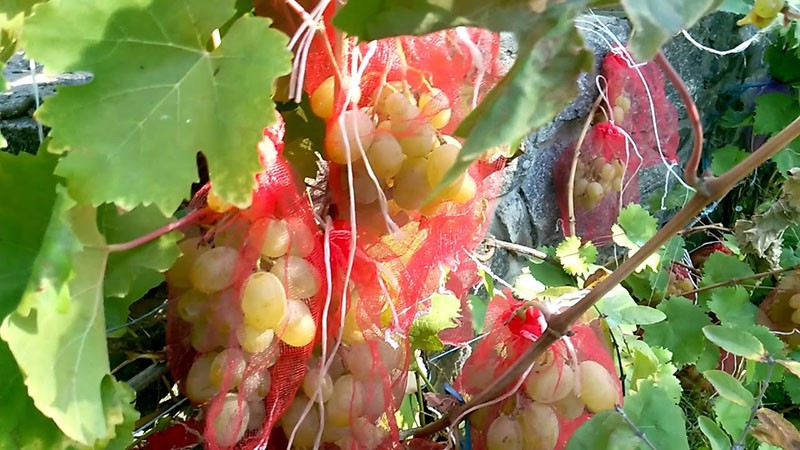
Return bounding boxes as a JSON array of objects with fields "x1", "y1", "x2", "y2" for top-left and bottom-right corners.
[
  {"x1": 165, "y1": 116, "x2": 330, "y2": 450},
  {"x1": 456, "y1": 290, "x2": 622, "y2": 450}
]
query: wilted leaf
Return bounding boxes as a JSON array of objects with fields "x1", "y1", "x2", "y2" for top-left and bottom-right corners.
[{"x1": 752, "y1": 408, "x2": 800, "y2": 450}]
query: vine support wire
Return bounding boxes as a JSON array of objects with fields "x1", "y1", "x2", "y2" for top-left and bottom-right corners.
[{"x1": 28, "y1": 58, "x2": 44, "y2": 143}]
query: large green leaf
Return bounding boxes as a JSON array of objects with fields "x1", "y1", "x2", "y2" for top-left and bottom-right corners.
[
  {"x1": 0, "y1": 0, "x2": 46, "y2": 61},
  {"x1": 623, "y1": 381, "x2": 690, "y2": 450},
  {"x1": 642, "y1": 297, "x2": 712, "y2": 367},
  {"x1": 703, "y1": 370, "x2": 755, "y2": 408},
  {"x1": 698, "y1": 415, "x2": 732, "y2": 450},
  {"x1": 23, "y1": 0, "x2": 292, "y2": 214},
  {"x1": 620, "y1": 0, "x2": 723, "y2": 60},
  {"x1": 703, "y1": 325, "x2": 766, "y2": 361},
  {"x1": 566, "y1": 410, "x2": 639, "y2": 450},
  {"x1": 409, "y1": 293, "x2": 462, "y2": 351}
]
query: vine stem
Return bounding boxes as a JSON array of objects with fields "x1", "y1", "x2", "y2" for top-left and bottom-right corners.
[
  {"x1": 483, "y1": 237, "x2": 560, "y2": 266},
  {"x1": 615, "y1": 405, "x2": 657, "y2": 450},
  {"x1": 411, "y1": 116, "x2": 800, "y2": 439},
  {"x1": 680, "y1": 264, "x2": 800, "y2": 297},
  {"x1": 655, "y1": 52, "x2": 703, "y2": 188},
  {"x1": 568, "y1": 95, "x2": 605, "y2": 236},
  {"x1": 677, "y1": 223, "x2": 730, "y2": 236},
  {"x1": 733, "y1": 356, "x2": 775, "y2": 450},
  {"x1": 106, "y1": 208, "x2": 208, "y2": 253}
]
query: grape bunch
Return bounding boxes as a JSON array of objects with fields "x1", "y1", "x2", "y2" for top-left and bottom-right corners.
[
  {"x1": 788, "y1": 293, "x2": 800, "y2": 324},
  {"x1": 484, "y1": 350, "x2": 620, "y2": 450},
  {"x1": 165, "y1": 213, "x2": 322, "y2": 447},
  {"x1": 312, "y1": 77, "x2": 478, "y2": 215},
  {"x1": 666, "y1": 264, "x2": 695, "y2": 298},
  {"x1": 573, "y1": 155, "x2": 626, "y2": 211}
]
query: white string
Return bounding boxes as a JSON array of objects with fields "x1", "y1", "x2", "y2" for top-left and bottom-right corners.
[
  {"x1": 680, "y1": 29, "x2": 765, "y2": 57},
  {"x1": 455, "y1": 27, "x2": 485, "y2": 110},
  {"x1": 28, "y1": 58, "x2": 44, "y2": 143}
]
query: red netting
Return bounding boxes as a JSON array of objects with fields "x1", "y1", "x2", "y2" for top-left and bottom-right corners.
[
  {"x1": 166, "y1": 115, "x2": 329, "y2": 450},
  {"x1": 601, "y1": 47, "x2": 679, "y2": 168},
  {"x1": 455, "y1": 290, "x2": 621, "y2": 450},
  {"x1": 553, "y1": 122, "x2": 641, "y2": 246}
]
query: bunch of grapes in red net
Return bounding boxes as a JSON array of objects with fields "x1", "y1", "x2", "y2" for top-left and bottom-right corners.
[
  {"x1": 164, "y1": 118, "x2": 328, "y2": 450},
  {"x1": 455, "y1": 291, "x2": 622, "y2": 450}
]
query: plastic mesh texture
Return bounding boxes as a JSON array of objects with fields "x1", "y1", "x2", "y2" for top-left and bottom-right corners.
[{"x1": 456, "y1": 290, "x2": 621, "y2": 450}]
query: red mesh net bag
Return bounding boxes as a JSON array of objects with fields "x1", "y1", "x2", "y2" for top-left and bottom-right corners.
[
  {"x1": 165, "y1": 115, "x2": 330, "y2": 450},
  {"x1": 601, "y1": 47, "x2": 679, "y2": 168},
  {"x1": 553, "y1": 122, "x2": 641, "y2": 246},
  {"x1": 456, "y1": 290, "x2": 622, "y2": 450}
]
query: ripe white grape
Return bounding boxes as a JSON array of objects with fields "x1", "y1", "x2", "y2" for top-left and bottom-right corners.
[
  {"x1": 343, "y1": 340, "x2": 404, "y2": 380},
  {"x1": 241, "y1": 271, "x2": 287, "y2": 331},
  {"x1": 449, "y1": 173, "x2": 477, "y2": 204},
  {"x1": 351, "y1": 165, "x2": 380, "y2": 205},
  {"x1": 600, "y1": 163, "x2": 616, "y2": 181},
  {"x1": 206, "y1": 186, "x2": 235, "y2": 213},
  {"x1": 351, "y1": 417, "x2": 389, "y2": 450},
  {"x1": 281, "y1": 395, "x2": 321, "y2": 449},
  {"x1": 612, "y1": 105, "x2": 625, "y2": 123},
  {"x1": 393, "y1": 157, "x2": 431, "y2": 211},
  {"x1": 585, "y1": 181, "x2": 604, "y2": 201},
  {"x1": 190, "y1": 320, "x2": 226, "y2": 353},
  {"x1": 374, "y1": 82, "x2": 414, "y2": 118},
  {"x1": 792, "y1": 308, "x2": 800, "y2": 324},
  {"x1": 384, "y1": 91, "x2": 419, "y2": 120},
  {"x1": 311, "y1": 76, "x2": 335, "y2": 119},
  {"x1": 236, "y1": 324, "x2": 275, "y2": 354},
  {"x1": 177, "y1": 289, "x2": 209, "y2": 323},
  {"x1": 576, "y1": 360, "x2": 619, "y2": 413},
  {"x1": 258, "y1": 219, "x2": 290, "y2": 258},
  {"x1": 525, "y1": 361, "x2": 574, "y2": 404},
  {"x1": 326, "y1": 109, "x2": 375, "y2": 165},
  {"x1": 211, "y1": 393, "x2": 250, "y2": 447},
  {"x1": 573, "y1": 177, "x2": 589, "y2": 197},
  {"x1": 366, "y1": 133, "x2": 405, "y2": 179},
  {"x1": 241, "y1": 370, "x2": 271, "y2": 401},
  {"x1": 270, "y1": 256, "x2": 321, "y2": 299},
  {"x1": 554, "y1": 392, "x2": 586, "y2": 420},
  {"x1": 286, "y1": 218, "x2": 316, "y2": 257},
  {"x1": 394, "y1": 121, "x2": 436, "y2": 157},
  {"x1": 614, "y1": 94, "x2": 631, "y2": 112},
  {"x1": 419, "y1": 88, "x2": 451, "y2": 130},
  {"x1": 425, "y1": 143, "x2": 460, "y2": 189},
  {"x1": 486, "y1": 414, "x2": 523, "y2": 450},
  {"x1": 246, "y1": 399, "x2": 266, "y2": 431},
  {"x1": 326, "y1": 374, "x2": 360, "y2": 426},
  {"x1": 321, "y1": 422, "x2": 348, "y2": 443},
  {"x1": 244, "y1": 344, "x2": 279, "y2": 369},
  {"x1": 518, "y1": 402, "x2": 559, "y2": 450},
  {"x1": 166, "y1": 238, "x2": 206, "y2": 288},
  {"x1": 790, "y1": 293, "x2": 800, "y2": 309},
  {"x1": 357, "y1": 379, "x2": 390, "y2": 420},
  {"x1": 611, "y1": 176, "x2": 623, "y2": 193},
  {"x1": 185, "y1": 352, "x2": 220, "y2": 404},
  {"x1": 302, "y1": 367, "x2": 334, "y2": 402},
  {"x1": 275, "y1": 299, "x2": 317, "y2": 347},
  {"x1": 209, "y1": 348, "x2": 247, "y2": 389},
  {"x1": 189, "y1": 246, "x2": 239, "y2": 294}
]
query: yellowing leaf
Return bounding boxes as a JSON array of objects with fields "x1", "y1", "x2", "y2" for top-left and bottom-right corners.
[
  {"x1": 409, "y1": 293, "x2": 462, "y2": 352},
  {"x1": 556, "y1": 236, "x2": 597, "y2": 276}
]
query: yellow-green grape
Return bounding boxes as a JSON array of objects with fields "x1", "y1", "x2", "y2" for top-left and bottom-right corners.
[
  {"x1": 486, "y1": 414, "x2": 523, "y2": 450},
  {"x1": 211, "y1": 393, "x2": 250, "y2": 447},
  {"x1": 373, "y1": 82, "x2": 414, "y2": 119},
  {"x1": 177, "y1": 289, "x2": 209, "y2": 323},
  {"x1": 311, "y1": 76, "x2": 335, "y2": 119},
  {"x1": 241, "y1": 271, "x2": 287, "y2": 331},
  {"x1": 612, "y1": 105, "x2": 625, "y2": 123},
  {"x1": 302, "y1": 367, "x2": 334, "y2": 402},
  {"x1": 166, "y1": 238, "x2": 207, "y2": 289},
  {"x1": 259, "y1": 219, "x2": 290, "y2": 258},
  {"x1": 425, "y1": 143, "x2": 460, "y2": 189},
  {"x1": 321, "y1": 422, "x2": 348, "y2": 443},
  {"x1": 677, "y1": 278, "x2": 695, "y2": 293},
  {"x1": 392, "y1": 157, "x2": 431, "y2": 211},
  {"x1": 326, "y1": 374, "x2": 360, "y2": 426},
  {"x1": 206, "y1": 186, "x2": 235, "y2": 213},
  {"x1": 189, "y1": 246, "x2": 239, "y2": 294},
  {"x1": 236, "y1": 324, "x2": 275, "y2": 354},
  {"x1": 351, "y1": 165, "x2": 380, "y2": 205},
  {"x1": 246, "y1": 399, "x2": 266, "y2": 431},
  {"x1": 599, "y1": 163, "x2": 616, "y2": 182},
  {"x1": 525, "y1": 362, "x2": 574, "y2": 404},
  {"x1": 190, "y1": 320, "x2": 226, "y2": 353},
  {"x1": 275, "y1": 299, "x2": 317, "y2": 347},
  {"x1": 366, "y1": 133, "x2": 405, "y2": 179},
  {"x1": 419, "y1": 88, "x2": 452, "y2": 130},
  {"x1": 576, "y1": 360, "x2": 619, "y2": 413},
  {"x1": 575, "y1": 161, "x2": 586, "y2": 179},
  {"x1": 792, "y1": 308, "x2": 800, "y2": 324},
  {"x1": 394, "y1": 121, "x2": 436, "y2": 158},
  {"x1": 554, "y1": 392, "x2": 586, "y2": 420},
  {"x1": 614, "y1": 94, "x2": 632, "y2": 113},
  {"x1": 585, "y1": 181, "x2": 604, "y2": 202},
  {"x1": 611, "y1": 176, "x2": 624, "y2": 193},
  {"x1": 343, "y1": 340, "x2": 403, "y2": 380},
  {"x1": 325, "y1": 109, "x2": 375, "y2": 165},
  {"x1": 613, "y1": 161, "x2": 625, "y2": 177},
  {"x1": 753, "y1": 0, "x2": 784, "y2": 18},
  {"x1": 449, "y1": 174, "x2": 477, "y2": 204},
  {"x1": 286, "y1": 218, "x2": 316, "y2": 257},
  {"x1": 244, "y1": 344, "x2": 279, "y2": 369},
  {"x1": 185, "y1": 352, "x2": 220, "y2": 404},
  {"x1": 270, "y1": 256, "x2": 321, "y2": 299},
  {"x1": 342, "y1": 305, "x2": 366, "y2": 345},
  {"x1": 790, "y1": 293, "x2": 800, "y2": 309},
  {"x1": 384, "y1": 91, "x2": 419, "y2": 121},
  {"x1": 350, "y1": 417, "x2": 389, "y2": 450},
  {"x1": 241, "y1": 370, "x2": 271, "y2": 401},
  {"x1": 281, "y1": 395, "x2": 321, "y2": 449},
  {"x1": 210, "y1": 348, "x2": 247, "y2": 389},
  {"x1": 573, "y1": 177, "x2": 589, "y2": 197},
  {"x1": 518, "y1": 402, "x2": 559, "y2": 450}
]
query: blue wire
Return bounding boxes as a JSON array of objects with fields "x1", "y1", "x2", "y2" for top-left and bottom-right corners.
[{"x1": 443, "y1": 383, "x2": 472, "y2": 450}]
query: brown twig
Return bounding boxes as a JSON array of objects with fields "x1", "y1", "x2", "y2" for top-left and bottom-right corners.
[
  {"x1": 411, "y1": 115, "x2": 800, "y2": 440},
  {"x1": 106, "y1": 208, "x2": 208, "y2": 253},
  {"x1": 567, "y1": 95, "x2": 605, "y2": 236},
  {"x1": 484, "y1": 238, "x2": 560, "y2": 266},
  {"x1": 680, "y1": 264, "x2": 799, "y2": 297},
  {"x1": 678, "y1": 223, "x2": 731, "y2": 236},
  {"x1": 655, "y1": 52, "x2": 703, "y2": 188}
]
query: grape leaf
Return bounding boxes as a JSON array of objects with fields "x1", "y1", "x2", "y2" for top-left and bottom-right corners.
[
  {"x1": 409, "y1": 293, "x2": 462, "y2": 351},
  {"x1": 710, "y1": 145, "x2": 749, "y2": 177},
  {"x1": 715, "y1": 397, "x2": 750, "y2": 439},
  {"x1": 23, "y1": 0, "x2": 293, "y2": 214},
  {"x1": 99, "y1": 378, "x2": 139, "y2": 450},
  {"x1": 0, "y1": 341, "x2": 70, "y2": 450},
  {"x1": 622, "y1": 381, "x2": 690, "y2": 450},
  {"x1": 703, "y1": 370, "x2": 755, "y2": 407},
  {"x1": 0, "y1": 74, "x2": 6, "y2": 148},
  {"x1": 513, "y1": 269, "x2": 546, "y2": 300},
  {"x1": 642, "y1": 297, "x2": 712, "y2": 367},
  {"x1": 596, "y1": 285, "x2": 666, "y2": 327},
  {"x1": 613, "y1": 205, "x2": 661, "y2": 273},
  {"x1": 751, "y1": 408, "x2": 800, "y2": 450},
  {"x1": 467, "y1": 294, "x2": 487, "y2": 334},
  {"x1": 754, "y1": 93, "x2": 800, "y2": 135},
  {"x1": 527, "y1": 254, "x2": 574, "y2": 288},
  {"x1": 701, "y1": 252, "x2": 754, "y2": 286},
  {"x1": 0, "y1": 0, "x2": 46, "y2": 61},
  {"x1": 620, "y1": 0, "x2": 722, "y2": 60},
  {"x1": 626, "y1": 341, "x2": 682, "y2": 401},
  {"x1": 698, "y1": 415, "x2": 732, "y2": 450},
  {"x1": 556, "y1": 236, "x2": 597, "y2": 276},
  {"x1": 703, "y1": 326, "x2": 766, "y2": 361},
  {"x1": 565, "y1": 410, "x2": 639, "y2": 450},
  {"x1": 0, "y1": 201, "x2": 122, "y2": 446},
  {"x1": 708, "y1": 286, "x2": 757, "y2": 328}
]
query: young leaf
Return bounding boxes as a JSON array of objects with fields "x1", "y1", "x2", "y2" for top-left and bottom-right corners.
[
  {"x1": 703, "y1": 370, "x2": 755, "y2": 407},
  {"x1": 710, "y1": 145, "x2": 749, "y2": 177},
  {"x1": 701, "y1": 252, "x2": 754, "y2": 286},
  {"x1": 409, "y1": 293, "x2": 462, "y2": 352},
  {"x1": 708, "y1": 286, "x2": 757, "y2": 328},
  {"x1": 703, "y1": 325, "x2": 766, "y2": 361},
  {"x1": 565, "y1": 410, "x2": 639, "y2": 450},
  {"x1": 642, "y1": 297, "x2": 712, "y2": 367},
  {"x1": 468, "y1": 294, "x2": 487, "y2": 334},
  {"x1": 622, "y1": 381, "x2": 691, "y2": 450},
  {"x1": 715, "y1": 397, "x2": 751, "y2": 439},
  {"x1": 613, "y1": 205, "x2": 660, "y2": 272},
  {"x1": 23, "y1": 0, "x2": 293, "y2": 214},
  {"x1": 556, "y1": 236, "x2": 597, "y2": 276},
  {"x1": 596, "y1": 285, "x2": 666, "y2": 327},
  {"x1": 698, "y1": 415, "x2": 733, "y2": 450},
  {"x1": 528, "y1": 255, "x2": 574, "y2": 288}
]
